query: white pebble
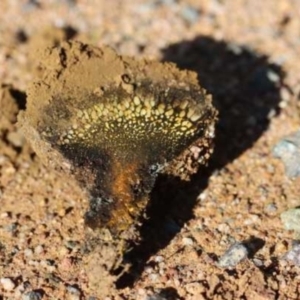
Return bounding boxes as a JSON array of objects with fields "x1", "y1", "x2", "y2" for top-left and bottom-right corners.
[
  {"x1": 0, "y1": 212, "x2": 9, "y2": 219},
  {"x1": 0, "y1": 277, "x2": 15, "y2": 291},
  {"x1": 182, "y1": 237, "x2": 194, "y2": 246},
  {"x1": 34, "y1": 245, "x2": 44, "y2": 255},
  {"x1": 154, "y1": 255, "x2": 164, "y2": 263},
  {"x1": 218, "y1": 242, "x2": 248, "y2": 268},
  {"x1": 24, "y1": 248, "x2": 33, "y2": 257}
]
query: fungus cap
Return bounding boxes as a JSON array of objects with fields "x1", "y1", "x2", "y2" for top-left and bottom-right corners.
[{"x1": 18, "y1": 41, "x2": 217, "y2": 235}]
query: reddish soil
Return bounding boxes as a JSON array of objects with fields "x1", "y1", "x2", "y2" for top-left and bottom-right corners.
[{"x1": 1, "y1": 1, "x2": 300, "y2": 299}]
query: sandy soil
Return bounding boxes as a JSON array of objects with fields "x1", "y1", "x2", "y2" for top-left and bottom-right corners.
[{"x1": 1, "y1": 1, "x2": 300, "y2": 299}]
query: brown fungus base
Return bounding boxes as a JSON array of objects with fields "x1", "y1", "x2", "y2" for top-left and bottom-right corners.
[{"x1": 18, "y1": 41, "x2": 217, "y2": 238}]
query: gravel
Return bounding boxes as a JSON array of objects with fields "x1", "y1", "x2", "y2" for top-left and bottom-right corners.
[
  {"x1": 22, "y1": 291, "x2": 43, "y2": 300},
  {"x1": 218, "y1": 242, "x2": 249, "y2": 268},
  {"x1": 281, "y1": 208, "x2": 300, "y2": 232},
  {"x1": 67, "y1": 285, "x2": 81, "y2": 300},
  {"x1": 282, "y1": 243, "x2": 300, "y2": 266},
  {"x1": 182, "y1": 237, "x2": 194, "y2": 246},
  {"x1": 0, "y1": 277, "x2": 15, "y2": 291},
  {"x1": 273, "y1": 131, "x2": 300, "y2": 178},
  {"x1": 180, "y1": 5, "x2": 200, "y2": 24},
  {"x1": 34, "y1": 245, "x2": 44, "y2": 255}
]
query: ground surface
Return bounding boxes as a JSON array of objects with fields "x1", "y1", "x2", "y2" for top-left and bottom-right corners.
[{"x1": 1, "y1": 0, "x2": 300, "y2": 299}]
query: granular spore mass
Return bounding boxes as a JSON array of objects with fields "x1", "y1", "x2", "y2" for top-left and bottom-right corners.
[{"x1": 19, "y1": 41, "x2": 217, "y2": 236}]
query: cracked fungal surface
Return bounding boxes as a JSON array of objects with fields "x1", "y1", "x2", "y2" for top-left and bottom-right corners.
[{"x1": 19, "y1": 41, "x2": 217, "y2": 236}]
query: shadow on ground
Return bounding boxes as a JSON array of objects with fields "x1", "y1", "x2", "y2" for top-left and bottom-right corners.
[{"x1": 116, "y1": 36, "x2": 285, "y2": 289}]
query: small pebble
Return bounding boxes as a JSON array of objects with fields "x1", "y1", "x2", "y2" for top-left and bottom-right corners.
[
  {"x1": 5, "y1": 222, "x2": 18, "y2": 233},
  {"x1": 22, "y1": 291, "x2": 43, "y2": 300},
  {"x1": 252, "y1": 258, "x2": 264, "y2": 267},
  {"x1": 280, "y1": 87, "x2": 291, "y2": 103},
  {"x1": 217, "y1": 223, "x2": 230, "y2": 233},
  {"x1": 273, "y1": 131, "x2": 300, "y2": 178},
  {"x1": 281, "y1": 208, "x2": 300, "y2": 232},
  {"x1": 282, "y1": 244, "x2": 300, "y2": 266},
  {"x1": 0, "y1": 155, "x2": 7, "y2": 165},
  {"x1": 267, "y1": 70, "x2": 280, "y2": 83},
  {"x1": 138, "y1": 288, "x2": 146, "y2": 296},
  {"x1": 227, "y1": 43, "x2": 243, "y2": 55},
  {"x1": 182, "y1": 237, "x2": 194, "y2": 246},
  {"x1": 218, "y1": 242, "x2": 249, "y2": 268},
  {"x1": 149, "y1": 273, "x2": 159, "y2": 282},
  {"x1": 197, "y1": 192, "x2": 207, "y2": 201},
  {"x1": 180, "y1": 5, "x2": 200, "y2": 24},
  {"x1": 24, "y1": 248, "x2": 33, "y2": 257},
  {"x1": 65, "y1": 240, "x2": 79, "y2": 250},
  {"x1": 0, "y1": 212, "x2": 9, "y2": 218},
  {"x1": 154, "y1": 256, "x2": 164, "y2": 263},
  {"x1": 67, "y1": 285, "x2": 81, "y2": 300},
  {"x1": 34, "y1": 245, "x2": 44, "y2": 255},
  {"x1": 265, "y1": 203, "x2": 277, "y2": 213},
  {"x1": 7, "y1": 131, "x2": 26, "y2": 148},
  {"x1": 0, "y1": 277, "x2": 15, "y2": 291}
]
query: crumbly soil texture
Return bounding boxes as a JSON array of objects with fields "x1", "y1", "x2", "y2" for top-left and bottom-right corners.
[{"x1": 1, "y1": 1, "x2": 300, "y2": 300}]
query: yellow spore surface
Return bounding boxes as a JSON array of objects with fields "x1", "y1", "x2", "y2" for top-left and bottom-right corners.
[{"x1": 19, "y1": 41, "x2": 217, "y2": 235}]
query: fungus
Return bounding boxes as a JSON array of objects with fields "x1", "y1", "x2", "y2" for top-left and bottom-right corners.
[{"x1": 18, "y1": 41, "x2": 217, "y2": 236}]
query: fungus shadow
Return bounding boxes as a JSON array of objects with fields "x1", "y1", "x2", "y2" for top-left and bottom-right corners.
[{"x1": 116, "y1": 36, "x2": 285, "y2": 288}]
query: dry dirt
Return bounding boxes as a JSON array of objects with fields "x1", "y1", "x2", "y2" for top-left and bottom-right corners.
[{"x1": 1, "y1": 1, "x2": 300, "y2": 299}]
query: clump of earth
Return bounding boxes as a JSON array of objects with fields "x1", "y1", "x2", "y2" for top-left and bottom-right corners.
[{"x1": 18, "y1": 40, "x2": 216, "y2": 297}]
